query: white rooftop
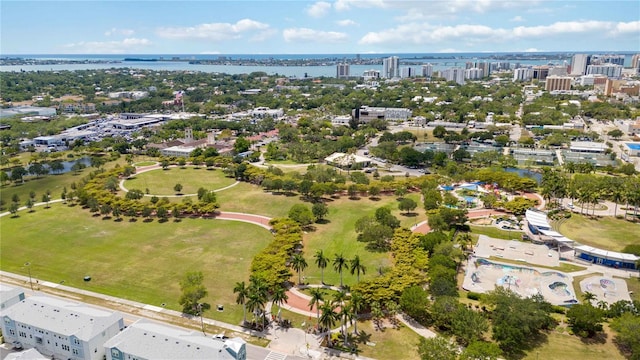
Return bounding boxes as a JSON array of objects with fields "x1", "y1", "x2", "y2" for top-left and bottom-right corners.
[
  {"x1": 4, "y1": 348, "x2": 49, "y2": 360},
  {"x1": 103, "y1": 319, "x2": 245, "y2": 360},
  {"x1": 1, "y1": 296, "x2": 123, "y2": 341}
]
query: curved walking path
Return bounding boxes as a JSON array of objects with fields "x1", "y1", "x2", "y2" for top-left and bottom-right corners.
[{"x1": 118, "y1": 164, "x2": 239, "y2": 197}]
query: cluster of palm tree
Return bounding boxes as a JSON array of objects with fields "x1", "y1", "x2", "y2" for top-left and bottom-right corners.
[
  {"x1": 233, "y1": 275, "x2": 289, "y2": 330},
  {"x1": 308, "y1": 288, "x2": 366, "y2": 348},
  {"x1": 541, "y1": 169, "x2": 640, "y2": 218},
  {"x1": 311, "y1": 250, "x2": 367, "y2": 287}
]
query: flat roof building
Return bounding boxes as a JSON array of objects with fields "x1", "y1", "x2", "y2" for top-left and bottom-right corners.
[
  {"x1": 0, "y1": 285, "x2": 25, "y2": 311},
  {"x1": 104, "y1": 319, "x2": 246, "y2": 360},
  {"x1": 1, "y1": 296, "x2": 124, "y2": 360}
]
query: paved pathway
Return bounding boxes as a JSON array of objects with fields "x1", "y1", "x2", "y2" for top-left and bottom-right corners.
[{"x1": 118, "y1": 164, "x2": 239, "y2": 197}]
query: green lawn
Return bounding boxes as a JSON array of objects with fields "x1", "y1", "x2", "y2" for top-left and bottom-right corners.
[
  {"x1": 1, "y1": 157, "x2": 123, "y2": 208},
  {"x1": 216, "y1": 182, "x2": 306, "y2": 218},
  {"x1": 556, "y1": 214, "x2": 640, "y2": 252},
  {"x1": 0, "y1": 203, "x2": 272, "y2": 324},
  {"x1": 524, "y1": 326, "x2": 624, "y2": 360},
  {"x1": 355, "y1": 321, "x2": 422, "y2": 360},
  {"x1": 301, "y1": 196, "x2": 396, "y2": 288},
  {"x1": 470, "y1": 225, "x2": 522, "y2": 240},
  {"x1": 124, "y1": 167, "x2": 236, "y2": 195}
]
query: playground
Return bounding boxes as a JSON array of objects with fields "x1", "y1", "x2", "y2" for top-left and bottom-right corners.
[
  {"x1": 579, "y1": 276, "x2": 632, "y2": 305},
  {"x1": 463, "y1": 258, "x2": 578, "y2": 305}
]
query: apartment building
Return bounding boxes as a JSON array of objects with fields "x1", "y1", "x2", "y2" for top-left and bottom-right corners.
[
  {"x1": 1, "y1": 296, "x2": 124, "y2": 360},
  {"x1": 104, "y1": 319, "x2": 246, "y2": 360},
  {"x1": 545, "y1": 76, "x2": 572, "y2": 92},
  {"x1": 382, "y1": 56, "x2": 400, "y2": 78}
]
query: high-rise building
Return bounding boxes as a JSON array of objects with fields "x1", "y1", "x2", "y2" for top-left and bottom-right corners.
[
  {"x1": 513, "y1": 68, "x2": 532, "y2": 82},
  {"x1": 548, "y1": 66, "x2": 568, "y2": 76},
  {"x1": 592, "y1": 54, "x2": 625, "y2": 66},
  {"x1": 478, "y1": 62, "x2": 490, "y2": 77},
  {"x1": 401, "y1": 67, "x2": 415, "y2": 78},
  {"x1": 630, "y1": 54, "x2": 640, "y2": 73},
  {"x1": 382, "y1": 56, "x2": 400, "y2": 78},
  {"x1": 464, "y1": 68, "x2": 484, "y2": 80},
  {"x1": 570, "y1": 54, "x2": 590, "y2": 75},
  {"x1": 586, "y1": 64, "x2": 623, "y2": 78},
  {"x1": 532, "y1": 66, "x2": 550, "y2": 80},
  {"x1": 336, "y1": 63, "x2": 350, "y2": 79},
  {"x1": 422, "y1": 63, "x2": 433, "y2": 78},
  {"x1": 545, "y1": 76, "x2": 572, "y2": 92},
  {"x1": 362, "y1": 69, "x2": 380, "y2": 81},
  {"x1": 441, "y1": 67, "x2": 465, "y2": 85}
]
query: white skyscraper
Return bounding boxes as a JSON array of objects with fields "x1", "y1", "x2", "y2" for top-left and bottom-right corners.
[
  {"x1": 401, "y1": 67, "x2": 415, "y2": 78},
  {"x1": 571, "y1": 54, "x2": 590, "y2": 75},
  {"x1": 513, "y1": 68, "x2": 533, "y2": 82},
  {"x1": 586, "y1": 64, "x2": 623, "y2": 78},
  {"x1": 382, "y1": 56, "x2": 400, "y2": 78},
  {"x1": 441, "y1": 67, "x2": 465, "y2": 85},
  {"x1": 422, "y1": 63, "x2": 433, "y2": 78},
  {"x1": 464, "y1": 68, "x2": 484, "y2": 80}
]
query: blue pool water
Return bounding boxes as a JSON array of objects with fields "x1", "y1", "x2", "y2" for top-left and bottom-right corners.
[{"x1": 626, "y1": 143, "x2": 640, "y2": 150}]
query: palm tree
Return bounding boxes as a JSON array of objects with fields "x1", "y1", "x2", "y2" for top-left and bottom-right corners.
[
  {"x1": 333, "y1": 289, "x2": 347, "y2": 307},
  {"x1": 457, "y1": 233, "x2": 473, "y2": 254},
  {"x1": 271, "y1": 285, "x2": 289, "y2": 324},
  {"x1": 333, "y1": 253, "x2": 348, "y2": 288},
  {"x1": 291, "y1": 253, "x2": 308, "y2": 285},
  {"x1": 308, "y1": 288, "x2": 324, "y2": 328},
  {"x1": 349, "y1": 255, "x2": 366, "y2": 283},
  {"x1": 319, "y1": 302, "x2": 338, "y2": 347},
  {"x1": 339, "y1": 303, "x2": 354, "y2": 347},
  {"x1": 582, "y1": 291, "x2": 597, "y2": 304},
  {"x1": 314, "y1": 250, "x2": 329, "y2": 285},
  {"x1": 246, "y1": 293, "x2": 265, "y2": 329},
  {"x1": 233, "y1": 281, "x2": 249, "y2": 325},
  {"x1": 349, "y1": 291, "x2": 364, "y2": 335},
  {"x1": 248, "y1": 276, "x2": 269, "y2": 329}
]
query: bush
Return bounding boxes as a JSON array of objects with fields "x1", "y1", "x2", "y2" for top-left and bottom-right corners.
[
  {"x1": 551, "y1": 305, "x2": 567, "y2": 314},
  {"x1": 467, "y1": 292, "x2": 482, "y2": 301}
]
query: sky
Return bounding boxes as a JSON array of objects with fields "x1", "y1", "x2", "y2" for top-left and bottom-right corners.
[{"x1": 1, "y1": 0, "x2": 639, "y2": 55}]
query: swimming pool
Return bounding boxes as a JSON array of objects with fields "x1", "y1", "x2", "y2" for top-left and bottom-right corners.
[{"x1": 626, "y1": 143, "x2": 640, "y2": 150}]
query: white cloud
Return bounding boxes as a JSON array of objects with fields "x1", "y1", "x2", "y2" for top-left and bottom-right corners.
[
  {"x1": 391, "y1": 0, "x2": 538, "y2": 21},
  {"x1": 510, "y1": 16, "x2": 524, "y2": 22},
  {"x1": 336, "y1": 19, "x2": 358, "y2": 27},
  {"x1": 283, "y1": 28, "x2": 348, "y2": 43},
  {"x1": 524, "y1": 48, "x2": 539, "y2": 52},
  {"x1": 62, "y1": 38, "x2": 151, "y2": 54},
  {"x1": 359, "y1": 20, "x2": 637, "y2": 46},
  {"x1": 156, "y1": 19, "x2": 272, "y2": 41},
  {"x1": 334, "y1": 0, "x2": 387, "y2": 11},
  {"x1": 610, "y1": 20, "x2": 640, "y2": 35},
  {"x1": 104, "y1": 28, "x2": 135, "y2": 36},
  {"x1": 307, "y1": 1, "x2": 331, "y2": 18}
]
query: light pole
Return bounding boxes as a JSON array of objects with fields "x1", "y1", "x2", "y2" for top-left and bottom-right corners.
[
  {"x1": 24, "y1": 262, "x2": 33, "y2": 291},
  {"x1": 197, "y1": 303, "x2": 206, "y2": 336}
]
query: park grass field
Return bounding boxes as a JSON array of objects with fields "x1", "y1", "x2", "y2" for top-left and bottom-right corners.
[
  {"x1": 124, "y1": 167, "x2": 236, "y2": 195},
  {"x1": 355, "y1": 321, "x2": 422, "y2": 360},
  {"x1": 556, "y1": 213, "x2": 640, "y2": 252},
  {"x1": 302, "y1": 196, "x2": 396, "y2": 287},
  {"x1": 523, "y1": 325, "x2": 624, "y2": 360},
  {"x1": 469, "y1": 224, "x2": 522, "y2": 240},
  {"x1": 216, "y1": 182, "x2": 306, "y2": 218},
  {"x1": 0, "y1": 203, "x2": 272, "y2": 324}
]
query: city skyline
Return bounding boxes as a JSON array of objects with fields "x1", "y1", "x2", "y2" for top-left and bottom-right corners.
[{"x1": 1, "y1": 0, "x2": 639, "y2": 55}]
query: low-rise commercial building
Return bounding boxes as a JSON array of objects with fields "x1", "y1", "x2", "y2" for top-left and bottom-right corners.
[
  {"x1": 104, "y1": 319, "x2": 246, "y2": 360},
  {"x1": 1, "y1": 296, "x2": 124, "y2": 360},
  {"x1": 0, "y1": 285, "x2": 25, "y2": 311}
]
